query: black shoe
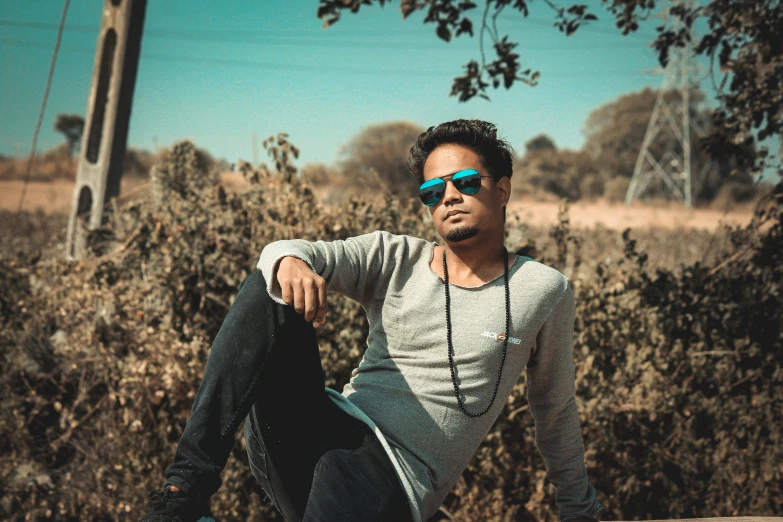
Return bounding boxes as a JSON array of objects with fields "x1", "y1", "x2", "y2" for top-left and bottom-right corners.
[{"x1": 140, "y1": 485, "x2": 214, "y2": 522}]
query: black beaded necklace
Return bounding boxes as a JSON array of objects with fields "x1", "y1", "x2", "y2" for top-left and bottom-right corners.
[{"x1": 443, "y1": 247, "x2": 511, "y2": 418}]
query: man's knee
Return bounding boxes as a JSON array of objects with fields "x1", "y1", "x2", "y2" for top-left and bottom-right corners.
[
  {"x1": 239, "y1": 269, "x2": 266, "y2": 293},
  {"x1": 238, "y1": 270, "x2": 303, "y2": 330},
  {"x1": 239, "y1": 270, "x2": 314, "y2": 332},
  {"x1": 234, "y1": 270, "x2": 277, "y2": 316}
]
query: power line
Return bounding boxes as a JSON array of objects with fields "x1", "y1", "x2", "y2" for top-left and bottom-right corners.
[
  {"x1": 0, "y1": 37, "x2": 648, "y2": 78},
  {"x1": 140, "y1": 30, "x2": 646, "y2": 50},
  {"x1": 0, "y1": 37, "x2": 454, "y2": 75},
  {"x1": 0, "y1": 18, "x2": 426, "y2": 37},
  {"x1": 0, "y1": 14, "x2": 657, "y2": 40},
  {"x1": 0, "y1": 28, "x2": 646, "y2": 51},
  {"x1": 13, "y1": 0, "x2": 70, "y2": 223},
  {"x1": 497, "y1": 14, "x2": 658, "y2": 41},
  {"x1": 0, "y1": 17, "x2": 651, "y2": 49}
]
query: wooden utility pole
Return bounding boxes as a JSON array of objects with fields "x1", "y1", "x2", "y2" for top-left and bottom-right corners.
[{"x1": 66, "y1": 0, "x2": 147, "y2": 260}]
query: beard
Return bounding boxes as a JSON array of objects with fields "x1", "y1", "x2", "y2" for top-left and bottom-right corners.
[{"x1": 445, "y1": 224, "x2": 479, "y2": 242}]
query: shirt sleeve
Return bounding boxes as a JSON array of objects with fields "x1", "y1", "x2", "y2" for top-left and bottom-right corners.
[
  {"x1": 256, "y1": 230, "x2": 394, "y2": 307},
  {"x1": 526, "y1": 279, "x2": 604, "y2": 522}
]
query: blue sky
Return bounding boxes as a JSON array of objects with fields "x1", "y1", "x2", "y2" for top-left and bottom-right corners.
[{"x1": 0, "y1": 0, "x2": 778, "y2": 181}]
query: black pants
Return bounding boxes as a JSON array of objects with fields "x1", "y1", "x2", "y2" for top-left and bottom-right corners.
[{"x1": 164, "y1": 270, "x2": 413, "y2": 522}]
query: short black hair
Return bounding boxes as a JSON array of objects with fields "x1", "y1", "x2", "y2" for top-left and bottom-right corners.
[{"x1": 406, "y1": 119, "x2": 514, "y2": 187}]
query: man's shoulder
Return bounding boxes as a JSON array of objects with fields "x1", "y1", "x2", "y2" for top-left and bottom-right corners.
[
  {"x1": 379, "y1": 230, "x2": 429, "y2": 245},
  {"x1": 352, "y1": 230, "x2": 432, "y2": 257},
  {"x1": 514, "y1": 257, "x2": 570, "y2": 300},
  {"x1": 346, "y1": 231, "x2": 431, "y2": 269},
  {"x1": 351, "y1": 230, "x2": 428, "y2": 245}
]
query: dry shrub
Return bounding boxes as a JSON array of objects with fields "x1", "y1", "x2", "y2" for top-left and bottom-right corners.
[
  {"x1": 299, "y1": 163, "x2": 334, "y2": 186},
  {"x1": 711, "y1": 180, "x2": 764, "y2": 212},
  {"x1": 603, "y1": 177, "x2": 631, "y2": 203},
  {"x1": 0, "y1": 139, "x2": 432, "y2": 521},
  {"x1": 1, "y1": 139, "x2": 781, "y2": 521}
]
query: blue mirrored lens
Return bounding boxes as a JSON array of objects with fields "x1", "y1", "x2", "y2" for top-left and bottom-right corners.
[
  {"x1": 452, "y1": 169, "x2": 481, "y2": 195},
  {"x1": 452, "y1": 169, "x2": 479, "y2": 179},
  {"x1": 419, "y1": 178, "x2": 445, "y2": 206}
]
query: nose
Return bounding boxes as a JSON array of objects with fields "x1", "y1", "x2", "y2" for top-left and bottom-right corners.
[{"x1": 441, "y1": 178, "x2": 463, "y2": 205}]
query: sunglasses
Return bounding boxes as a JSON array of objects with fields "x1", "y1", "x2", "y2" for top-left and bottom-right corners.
[{"x1": 418, "y1": 169, "x2": 493, "y2": 206}]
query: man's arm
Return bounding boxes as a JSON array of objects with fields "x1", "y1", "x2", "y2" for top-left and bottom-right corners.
[
  {"x1": 257, "y1": 230, "x2": 397, "y2": 307},
  {"x1": 526, "y1": 279, "x2": 604, "y2": 522}
]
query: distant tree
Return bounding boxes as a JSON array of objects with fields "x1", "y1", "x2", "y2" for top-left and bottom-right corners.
[
  {"x1": 338, "y1": 121, "x2": 425, "y2": 198},
  {"x1": 583, "y1": 87, "x2": 713, "y2": 183},
  {"x1": 583, "y1": 88, "x2": 665, "y2": 180},
  {"x1": 301, "y1": 163, "x2": 340, "y2": 186},
  {"x1": 525, "y1": 134, "x2": 557, "y2": 153},
  {"x1": 318, "y1": 0, "x2": 782, "y2": 176},
  {"x1": 582, "y1": 87, "x2": 754, "y2": 203},
  {"x1": 514, "y1": 147, "x2": 598, "y2": 201},
  {"x1": 123, "y1": 148, "x2": 157, "y2": 179},
  {"x1": 54, "y1": 114, "x2": 85, "y2": 156}
]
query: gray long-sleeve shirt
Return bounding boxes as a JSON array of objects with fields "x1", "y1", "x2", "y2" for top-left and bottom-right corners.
[{"x1": 257, "y1": 230, "x2": 604, "y2": 522}]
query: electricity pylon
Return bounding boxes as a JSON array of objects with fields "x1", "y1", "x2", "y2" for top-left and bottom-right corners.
[{"x1": 625, "y1": 0, "x2": 711, "y2": 207}]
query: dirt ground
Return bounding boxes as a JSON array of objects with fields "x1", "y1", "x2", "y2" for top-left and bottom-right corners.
[
  {"x1": 505, "y1": 198, "x2": 753, "y2": 230},
  {"x1": 0, "y1": 177, "x2": 150, "y2": 215},
  {"x1": 1, "y1": 175, "x2": 755, "y2": 230}
]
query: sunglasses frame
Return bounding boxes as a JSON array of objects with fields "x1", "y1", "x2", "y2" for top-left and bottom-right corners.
[{"x1": 418, "y1": 169, "x2": 494, "y2": 207}]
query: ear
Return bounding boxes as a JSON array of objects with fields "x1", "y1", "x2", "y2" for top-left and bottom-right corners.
[{"x1": 496, "y1": 176, "x2": 511, "y2": 206}]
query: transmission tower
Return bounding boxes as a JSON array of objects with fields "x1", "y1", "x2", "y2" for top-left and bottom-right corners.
[{"x1": 625, "y1": 0, "x2": 711, "y2": 207}]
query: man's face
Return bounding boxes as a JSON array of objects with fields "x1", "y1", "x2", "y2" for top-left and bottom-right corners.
[{"x1": 422, "y1": 143, "x2": 510, "y2": 244}]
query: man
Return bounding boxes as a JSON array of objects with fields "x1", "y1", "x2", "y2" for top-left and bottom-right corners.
[{"x1": 141, "y1": 119, "x2": 605, "y2": 522}]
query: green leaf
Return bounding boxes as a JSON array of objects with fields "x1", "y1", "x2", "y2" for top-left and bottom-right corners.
[{"x1": 436, "y1": 25, "x2": 452, "y2": 42}]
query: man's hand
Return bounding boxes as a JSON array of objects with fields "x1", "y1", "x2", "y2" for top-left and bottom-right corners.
[{"x1": 275, "y1": 256, "x2": 328, "y2": 328}]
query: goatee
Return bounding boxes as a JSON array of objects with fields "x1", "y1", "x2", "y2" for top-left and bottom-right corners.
[{"x1": 446, "y1": 225, "x2": 479, "y2": 242}]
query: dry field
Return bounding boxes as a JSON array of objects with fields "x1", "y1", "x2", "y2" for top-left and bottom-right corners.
[
  {"x1": 0, "y1": 177, "x2": 149, "y2": 215},
  {"x1": 1, "y1": 172, "x2": 755, "y2": 231},
  {"x1": 506, "y1": 198, "x2": 754, "y2": 230}
]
